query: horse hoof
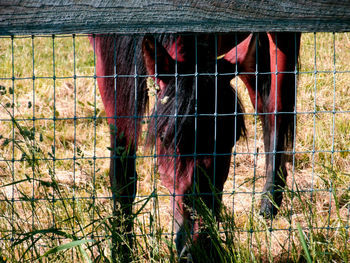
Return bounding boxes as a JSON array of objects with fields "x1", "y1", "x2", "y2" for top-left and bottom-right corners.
[{"x1": 259, "y1": 198, "x2": 278, "y2": 219}]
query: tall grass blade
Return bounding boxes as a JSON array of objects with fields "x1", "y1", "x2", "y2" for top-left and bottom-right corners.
[
  {"x1": 40, "y1": 239, "x2": 94, "y2": 259},
  {"x1": 297, "y1": 223, "x2": 312, "y2": 263}
]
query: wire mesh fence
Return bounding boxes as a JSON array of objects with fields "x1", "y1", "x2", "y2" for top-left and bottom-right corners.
[{"x1": 0, "y1": 32, "x2": 349, "y2": 262}]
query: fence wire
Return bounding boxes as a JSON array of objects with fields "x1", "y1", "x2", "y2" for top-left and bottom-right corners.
[{"x1": 0, "y1": 32, "x2": 349, "y2": 262}]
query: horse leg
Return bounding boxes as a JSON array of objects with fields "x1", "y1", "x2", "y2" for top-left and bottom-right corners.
[
  {"x1": 223, "y1": 33, "x2": 300, "y2": 217},
  {"x1": 108, "y1": 132, "x2": 137, "y2": 261},
  {"x1": 91, "y1": 34, "x2": 146, "y2": 261},
  {"x1": 259, "y1": 32, "x2": 301, "y2": 217}
]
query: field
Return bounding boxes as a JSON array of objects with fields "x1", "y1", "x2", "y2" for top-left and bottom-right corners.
[{"x1": 0, "y1": 33, "x2": 349, "y2": 262}]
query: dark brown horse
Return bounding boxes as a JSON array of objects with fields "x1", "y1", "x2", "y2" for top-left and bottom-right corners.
[{"x1": 90, "y1": 32, "x2": 300, "y2": 262}]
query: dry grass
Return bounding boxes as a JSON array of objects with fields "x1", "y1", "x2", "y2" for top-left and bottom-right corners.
[{"x1": 0, "y1": 33, "x2": 349, "y2": 262}]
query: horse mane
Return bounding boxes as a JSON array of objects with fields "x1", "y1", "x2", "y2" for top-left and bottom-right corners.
[{"x1": 147, "y1": 57, "x2": 246, "y2": 157}]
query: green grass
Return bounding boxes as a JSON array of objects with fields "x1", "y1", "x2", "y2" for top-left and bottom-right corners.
[{"x1": 0, "y1": 33, "x2": 349, "y2": 262}]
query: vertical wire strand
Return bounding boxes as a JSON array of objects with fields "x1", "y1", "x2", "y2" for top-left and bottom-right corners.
[
  {"x1": 151, "y1": 34, "x2": 159, "y2": 252},
  {"x1": 93, "y1": 33, "x2": 98, "y2": 241},
  {"x1": 149, "y1": 37, "x2": 165, "y2": 250},
  {"x1": 31, "y1": 34, "x2": 36, "y2": 259},
  {"x1": 326, "y1": 32, "x2": 337, "y2": 239},
  {"x1": 191, "y1": 34, "x2": 198, "y2": 240},
  {"x1": 92, "y1": 34, "x2": 97, "y2": 240},
  {"x1": 250, "y1": 32, "x2": 259, "y2": 246},
  {"x1": 72, "y1": 33, "x2": 77, "y2": 262},
  {"x1": 171, "y1": 34, "x2": 179, "y2": 246},
  {"x1": 331, "y1": 32, "x2": 336, "y2": 175},
  {"x1": 231, "y1": 32, "x2": 239, "y2": 229},
  {"x1": 10, "y1": 35, "x2": 15, "y2": 246},
  {"x1": 272, "y1": 33, "x2": 278, "y2": 224},
  {"x1": 112, "y1": 33, "x2": 118, "y2": 242},
  {"x1": 72, "y1": 34, "x2": 77, "y2": 227},
  {"x1": 192, "y1": 36, "x2": 198, "y2": 201},
  {"x1": 212, "y1": 33, "x2": 218, "y2": 219},
  {"x1": 112, "y1": 34, "x2": 117, "y2": 218},
  {"x1": 287, "y1": 32, "x2": 299, "y2": 258},
  {"x1": 51, "y1": 34, "x2": 57, "y2": 245},
  {"x1": 266, "y1": 33, "x2": 279, "y2": 261},
  {"x1": 310, "y1": 33, "x2": 317, "y2": 222},
  {"x1": 341, "y1": 32, "x2": 350, "y2": 254},
  {"x1": 132, "y1": 36, "x2": 138, "y2": 242}
]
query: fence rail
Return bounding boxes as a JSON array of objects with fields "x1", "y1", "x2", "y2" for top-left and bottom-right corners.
[{"x1": 1, "y1": 0, "x2": 350, "y2": 35}]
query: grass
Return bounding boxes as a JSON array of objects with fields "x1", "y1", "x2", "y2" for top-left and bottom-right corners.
[{"x1": 0, "y1": 33, "x2": 349, "y2": 262}]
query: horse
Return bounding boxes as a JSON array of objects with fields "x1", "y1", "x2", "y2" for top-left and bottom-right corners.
[{"x1": 90, "y1": 32, "x2": 300, "y2": 262}]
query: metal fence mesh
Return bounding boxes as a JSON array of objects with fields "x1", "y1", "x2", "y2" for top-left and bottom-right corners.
[{"x1": 0, "y1": 32, "x2": 349, "y2": 262}]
